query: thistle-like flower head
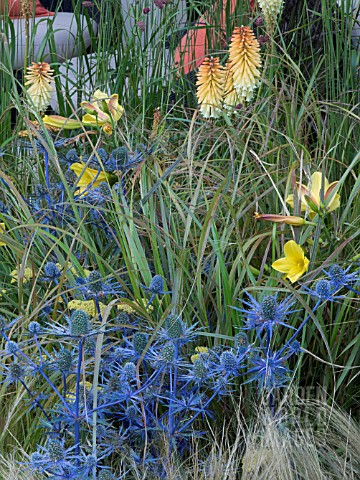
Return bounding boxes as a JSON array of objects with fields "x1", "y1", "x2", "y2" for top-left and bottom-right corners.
[
  {"x1": 41, "y1": 262, "x2": 61, "y2": 282},
  {"x1": 28, "y1": 321, "x2": 42, "y2": 334},
  {"x1": 4, "y1": 362, "x2": 26, "y2": 384},
  {"x1": 70, "y1": 310, "x2": 89, "y2": 337},
  {"x1": 24, "y1": 62, "x2": 54, "y2": 112},
  {"x1": 228, "y1": 26, "x2": 262, "y2": 102},
  {"x1": 132, "y1": 332, "x2": 149, "y2": 355},
  {"x1": 73, "y1": 270, "x2": 123, "y2": 300},
  {"x1": 302, "y1": 278, "x2": 346, "y2": 302},
  {"x1": 141, "y1": 274, "x2": 171, "y2": 296},
  {"x1": 247, "y1": 350, "x2": 289, "y2": 391},
  {"x1": 324, "y1": 264, "x2": 359, "y2": 291},
  {"x1": 55, "y1": 348, "x2": 73, "y2": 373},
  {"x1": 231, "y1": 292, "x2": 298, "y2": 338},
  {"x1": 196, "y1": 57, "x2": 225, "y2": 118}
]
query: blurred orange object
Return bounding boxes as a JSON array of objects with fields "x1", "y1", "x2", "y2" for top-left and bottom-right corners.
[
  {"x1": 174, "y1": 0, "x2": 256, "y2": 74},
  {"x1": 7, "y1": 0, "x2": 54, "y2": 18}
]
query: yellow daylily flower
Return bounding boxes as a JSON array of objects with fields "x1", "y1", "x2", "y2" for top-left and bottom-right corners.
[
  {"x1": 272, "y1": 240, "x2": 309, "y2": 283},
  {"x1": 42, "y1": 90, "x2": 123, "y2": 135},
  {"x1": 81, "y1": 89, "x2": 124, "y2": 135},
  {"x1": 0, "y1": 223, "x2": 6, "y2": 247},
  {"x1": 286, "y1": 172, "x2": 340, "y2": 218},
  {"x1": 42, "y1": 115, "x2": 82, "y2": 130},
  {"x1": 70, "y1": 162, "x2": 111, "y2": 195}
]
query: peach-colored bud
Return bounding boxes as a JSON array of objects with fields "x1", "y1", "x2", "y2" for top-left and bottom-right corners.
[{"x1": 254, "y1": 212, "x2": 305, "y2": 226}]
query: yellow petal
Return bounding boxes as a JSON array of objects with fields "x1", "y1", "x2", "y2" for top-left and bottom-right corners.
[
  {"x1": 286, "y1": 256, "x2": 309, "y2": 283},
  {"x1": 0, "y1": 222, "x2": 6, "y2": 247},
  {"x1": 324, "y1": 181, "x2": 340, "y2": 212},
  {"x1": 327, "y1": 194, "x2": 340, "y2": 213},
  {"x1": 284, "y1": 240, "x2": 305, "y2": 264},
  {"x1": 309, "y1": 172, "x2": 329, "y2": 204},
  {"x1": 286, "y1": 190, "x2": 308, "y2": 212},
  {"x1": 285, "y1": 194, "x2": 295, "y2": 209},
  {"x1": 286, "y1": 266, "x2": 305, "y2": 283},
  {"x1": 82, "y1": 112, "x2": 107, "y2": 126},
  {"x1": 70, "y1": 162, "x2": 86, "y2": 177},
  {"x1": 272, "y1": 258, "x2": 292, "y2": 273},
  {"x1": 92, "y1": 89, "x2": 108, "y2": 101},
  {"x1": 108, "y1": 94, "x2": 124, "y2": 122}
]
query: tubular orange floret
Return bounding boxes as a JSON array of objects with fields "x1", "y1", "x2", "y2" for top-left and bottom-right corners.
[
  {"x1": 196, "y1": 56, "x2": 225, "y2": 119},
  {"x1": 24, "y1": 62, "x2": 54, "y2": 112},
  {"x1": 228, "y1": 26, "x2": 262, "y2": 102}
]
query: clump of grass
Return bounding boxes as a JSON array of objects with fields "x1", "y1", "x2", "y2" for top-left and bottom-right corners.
[{"x1": 241, "y1": 398, "x2": 360, "y2": 479}]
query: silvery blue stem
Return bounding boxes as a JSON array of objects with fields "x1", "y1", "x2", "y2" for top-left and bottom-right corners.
[
  {"x1": 74, "y1": 338, "x2": 84, "y2": 458},
  {"x1": 279, "y1": 299, "x2": 322, "y2": 356},
  {"x1": 168, "y1": 342, "x2": 179, "y2": 447},
  {"x1": 20, "y1": 379, "x2": 51, "y2": 422},
  {"x1": 44, "y1": 150, "x2": 50, "y2": 188}
]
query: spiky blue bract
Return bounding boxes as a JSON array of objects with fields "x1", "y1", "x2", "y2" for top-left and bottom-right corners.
[
  {"x1": 4, "y1": 362, "x2": 25, "y2": 384},
  {"x1": 73, "y1": 270, "x2": 124, "y2": 300},
  {"x1": 302, "y1": 279, "x2": 345, "y2": 301},
  {"x1": 324, "y1": 264, "x2": 359, "y2": 290},
  {"x1": 246, "y1": 351, "x2": 289, "y2": 391},
  {"x1": 231, "y1": 292, "x2": 298, "y2": 338}
]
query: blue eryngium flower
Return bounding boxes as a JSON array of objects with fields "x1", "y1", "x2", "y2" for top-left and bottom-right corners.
[
  {"x1": 231, "y1": 292, "x2": 298, "y2": 339},
  {"x1": 159, "y1": 314, "x2": 196, "y2": 344},
  {"x1": 2, "y1": 362, "x2": 26, "y2": 385},
  {"x1": 323, "y1": 264, "x2": 359, "y2": 292},
  {"x1": 141, "y1": 274, "x2": 172, "y2": 305},
  {"x1": 73, "y1": 270, "x2": 124, "y2": 300},
  {"x1": 302, "y1": 279, "x2": 345, "y2": 301},
  {"x1": 41, "y1": 262, "x2": 61, "y2": 282},
  {"x1": 246, "y1": 351, "x2": 289, "y2": 391},
  {"x1": 142, "y1": 275, "x2": 171, "y2": 295},
  {"x1": 30, "y1": 438, "x2": 79, "y2": 476}
]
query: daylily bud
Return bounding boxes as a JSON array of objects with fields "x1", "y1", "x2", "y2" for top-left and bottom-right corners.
[
  {"x1": 42, "y1": 115, "x2": 82, "y2": 130},
  {"x1": 304, "y1": 195, "x2": 321, "y2": 215},
  {"x1": 254, "y1": 212, "x2": 305, "y2": 226}
]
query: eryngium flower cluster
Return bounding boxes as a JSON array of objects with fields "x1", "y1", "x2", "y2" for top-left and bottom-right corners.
[{"x1": 0, "y1": 262, "x2": 356, "y2": 476}]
